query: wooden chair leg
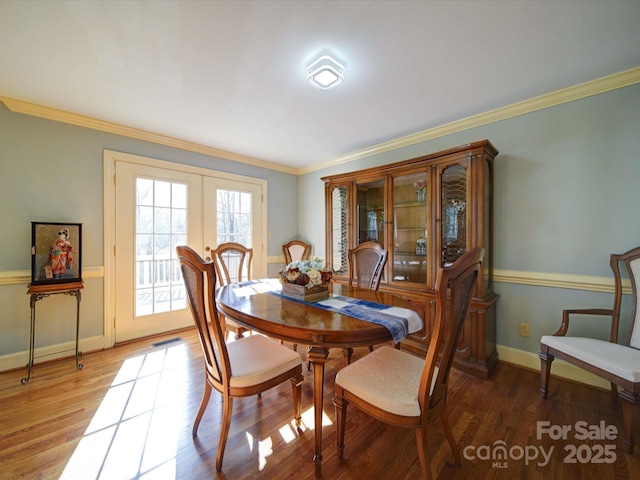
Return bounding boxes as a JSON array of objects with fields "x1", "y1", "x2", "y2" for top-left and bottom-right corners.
[
  {"x1": 342, "y1": 347, "x2": 354, "y2": 367},
  {"x1": 619, "y1": 390, "x2": 639, "y2": 454},
  {"x1": 216, "y1": 395, "x2": 234, "y2": 471},
  {"x1": 415, "y1": 426, "x2": 433, "y2": 480},
  {"x1": 539, "y1": 349, "x2": 554, "y2": 399},
  {"x1": 333, "y1": 392, "x2": 348, "y2": 459},
  {"x1": 291, "y1": 372, "x2": 304, "y2": 428},
  {"x1": 192, "y1": 382, "x2": 212, "y2": 437},
  {"x1": 610, "y1": 382, "x2": 618, "y2": 403},
  {"x1": 440, "y1": 405, "x2": 461, "y2": 466}
]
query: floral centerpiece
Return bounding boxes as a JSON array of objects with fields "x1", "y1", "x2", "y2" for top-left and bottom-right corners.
[{"x1": 279, "y1": 257, "x2": 332, "y2": 301}]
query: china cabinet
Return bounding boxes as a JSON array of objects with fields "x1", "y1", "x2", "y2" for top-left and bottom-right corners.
[{"x1": 323, "y1": 140, "x2": 498, "y2": 378}]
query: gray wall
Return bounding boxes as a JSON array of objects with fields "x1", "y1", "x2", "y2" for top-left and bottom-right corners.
[
  {"x1": 299, "y1": 83, "x2": 640, "y2": 356},
  {"x1": 0, "y1": 102, "x2": 298, "y2": 358}
]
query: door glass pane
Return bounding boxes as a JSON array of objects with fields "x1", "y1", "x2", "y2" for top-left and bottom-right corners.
[
  {"x1": 135, "y1": 178, "x2": 187, "y2": 316},
  {"x1": 356, "y1": 180, "x2": 384, "y2": 247},
  {"x1": 331, "y1": 185, "x2": 348, "y2": 275},
  {"x1": 216, "y1": 188, "x2": 253, "y2": 282},
  {"x1": 392, "y1": 172, "x2": 428, "y2": 283},
  {"x1": 216, "y1": 189, "x2": 252, "y2": 246},
  {"x1": 441, "y1": 164, "x2": 467, "y2": 266}
]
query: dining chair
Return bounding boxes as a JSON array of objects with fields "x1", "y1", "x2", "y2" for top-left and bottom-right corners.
[
  {"x1": 211, "y1": 242, "x2": 253, "y2": 340},
  {"x1": 176, "y1": 245, "x2": 304, "y2": 471},
  {"x1": 333, "y1": 247, "x2": 484, "y2": 479},
  {"x1": 348, "y1": 241, "x2": 388, "y2": 290},
  {"x1": 540, "y1": 245, "x2": 640, "y2": 453},
  {"x1": 283, "y1": 240, "x2": 312, "y2": 265},
  {"x1": 281, "y1": 239, "x2": 312, "y2": 354},
  {"x1": 347, "y1": 241, "x2": 389, "y2": 357}
]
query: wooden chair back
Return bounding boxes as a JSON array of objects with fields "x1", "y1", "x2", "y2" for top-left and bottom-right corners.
[
  {"x1": 423, "y1": 247, "x2": 484, "y2": 416},
  {"x1": 610, "y1": 247, "x2": 640, "y2": 349},
  {"x1": 177, "y1": 245, "x2": 230, "y2": 388},
  {"x1": 211, "y1": 242, "x2": 253, "y2": 286},
  {"x1": 348, "y1": 242, "x2": 388, "y2": 290},
  {"x1": 283, "y1": 240, "x2": 312, "y2": 265}
]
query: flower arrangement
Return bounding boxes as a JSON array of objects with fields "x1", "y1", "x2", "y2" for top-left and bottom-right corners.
[
  {"x1": 279, "y1": 257, "x2": 332, "y2": 289},
  {"x1": 413, "y1": 179, "x2": 426, "y2": 191}
]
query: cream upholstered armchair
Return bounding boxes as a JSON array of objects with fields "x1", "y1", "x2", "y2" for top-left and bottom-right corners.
[
  {"x1": 177, "y1": 245, "x2": 303, "y2": 471},
  {"x1": 333, "y1": 248, "x2": 484, "y2": 479},
  {"x1": 539, "y1": 246, "x2": 640, "y2": 453}
]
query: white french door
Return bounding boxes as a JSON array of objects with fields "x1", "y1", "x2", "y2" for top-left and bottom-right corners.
[
  {"x1": 203, "y1": 177, "x2": 264, "y2": 280},
  {"x1": 108, "y1": 152, "x2": 265, "y2": 344},
  {"x1": 114, "y1": 162, "x2": 203, "y2": 342}
]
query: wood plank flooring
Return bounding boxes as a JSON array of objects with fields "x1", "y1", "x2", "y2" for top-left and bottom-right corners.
[{"x1": 1, "y1": 328, "x2": 639, "y2": 479}]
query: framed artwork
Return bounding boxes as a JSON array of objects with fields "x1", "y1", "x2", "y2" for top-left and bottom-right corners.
[{"x1": 31, "y1": 222, "x2": 82, "y2": 285}]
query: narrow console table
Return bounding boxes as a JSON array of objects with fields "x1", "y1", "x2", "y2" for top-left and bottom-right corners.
[{"x1": 22, "y1": 281, "x2": 84, "y2": 384}]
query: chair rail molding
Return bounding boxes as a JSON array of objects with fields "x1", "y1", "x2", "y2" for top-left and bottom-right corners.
[
  {"x1": 0, "y1": 266, "x2": 104, "y2": 286},
  {"x1": 0, "y1": 267, "x2": 628, "y2": 295}
]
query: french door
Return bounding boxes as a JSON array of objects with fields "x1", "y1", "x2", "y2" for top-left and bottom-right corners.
[
  {"x1": 109, "y1": 153, "x2": 264, "y2": 343},
  {"x1": 203, "y1": 177, "x2": 262, "y2": 281}
]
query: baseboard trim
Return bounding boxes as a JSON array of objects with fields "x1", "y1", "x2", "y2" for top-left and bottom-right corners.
[
  {"x1": 0, "y1": 335, "x2": 106, "y2": 373},
  {"x1": 496, "y1": 344, "x2": 610, "y2": 390}
]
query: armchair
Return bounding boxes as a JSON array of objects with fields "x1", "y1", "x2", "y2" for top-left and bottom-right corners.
[{"x1": 539, "y1": 246, "x2": 640, "y2": 453}]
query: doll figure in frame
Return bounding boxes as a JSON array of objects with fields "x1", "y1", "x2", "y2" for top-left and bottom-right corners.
[{"x1": 49, "y1": 228, "x2": 74, "y2": 278}]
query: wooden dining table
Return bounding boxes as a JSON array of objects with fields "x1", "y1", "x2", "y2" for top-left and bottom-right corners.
[{"x1": 215, "y1": 279, "x2": 422, "y2": 478}]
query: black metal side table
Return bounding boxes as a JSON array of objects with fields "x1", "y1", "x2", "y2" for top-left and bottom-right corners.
[{"x1": 22, "y1": 281, "x2": 84, "y2": 384}]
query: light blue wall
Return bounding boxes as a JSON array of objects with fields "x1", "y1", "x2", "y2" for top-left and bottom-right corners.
[
  {"x1": 1, "y1": 83, "x2": 639, "y2": 364},
  {"x1": 299, "y1": 83, "x2": 640, "y2": 355},
  {"x1": 0, "y1": 103, "x2": 298, "y2": 357}
]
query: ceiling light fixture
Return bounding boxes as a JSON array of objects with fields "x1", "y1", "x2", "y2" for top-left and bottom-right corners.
[{"x1": 306, "y1": 55, "x2": 345, "y2": 91}]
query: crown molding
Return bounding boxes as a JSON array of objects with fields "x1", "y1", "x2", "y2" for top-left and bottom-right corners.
[
  {"x1": 2, "y1": 67, "x2": 639, "y2": 176},
  {"x1": 0, "y1": 96, "x2": 298, "y2": 176},
  {"x1": 300, "y1": 66, "x2": 640, "y2": 174}
]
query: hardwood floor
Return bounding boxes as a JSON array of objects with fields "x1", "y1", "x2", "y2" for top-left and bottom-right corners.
[{"x1": 1, "y1": 329, "x2": 639, "y2": 479}]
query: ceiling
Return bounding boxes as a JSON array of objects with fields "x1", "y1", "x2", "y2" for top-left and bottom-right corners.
[{"x1": 1, "y1": 1, "x2": 639, "y2": 172}]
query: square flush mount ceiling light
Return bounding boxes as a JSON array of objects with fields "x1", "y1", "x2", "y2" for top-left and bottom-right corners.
[{"x1": 306, "y1": 55, "x2": 345, "y2": 90}]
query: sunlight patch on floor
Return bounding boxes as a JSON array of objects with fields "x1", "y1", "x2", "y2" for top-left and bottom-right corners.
[
  {"x1": 301, "y1": 406, "x2": 333, "y2": 430},
  {"x1": 59, "y1": 343, "x2": 188, "y2": 479}
]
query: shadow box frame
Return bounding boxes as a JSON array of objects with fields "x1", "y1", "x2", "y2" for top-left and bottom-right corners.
[{"x1": 31, "y1": 222, "x2": 83, "y2": 286}]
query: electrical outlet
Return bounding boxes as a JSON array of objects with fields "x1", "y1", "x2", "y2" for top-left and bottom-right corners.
[{"x1": 519, "y1": 323, "x2": 530, "y2": 337}]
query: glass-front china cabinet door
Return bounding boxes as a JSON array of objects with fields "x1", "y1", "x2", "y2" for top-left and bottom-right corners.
[
  {"x1": 391, "y1": 171, "x2": 428, "y2": 285},
  {"x1": 355, "y1": 179, "x2": 385, "y2": 248},
  {"x1": 440, "y1": 162, "x2": 468, "y2": 267},
  {"x1": 329, "y1": 184, "x2": 349, "y2": 277}
]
